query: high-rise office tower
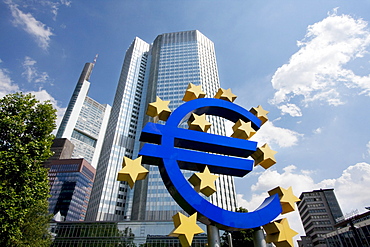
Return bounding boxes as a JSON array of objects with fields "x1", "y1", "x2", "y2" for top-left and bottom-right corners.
[
  {"x1": 297, "y1": 188, "x2": 343, "y2": 247},
  {"x1": 56, "y1": 61, "x2": 111, "y2": 169},
  {"x1": 85, "y1": 38, "x2": 150, "y2": 221},
  {"x1": 86, "y1": 30, "x2": 237, "y2": 222}
]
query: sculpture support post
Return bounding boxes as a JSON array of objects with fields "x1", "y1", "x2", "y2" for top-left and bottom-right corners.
[
  {"x1": 227, "y1": 232, "x2": 233, "y2": 247},
  {"x1": 253, "y1": 227, "x2": 267, "y2": 247},
  {"x1": 207, "y1": 225, "x2": 221, "y2": 247}
]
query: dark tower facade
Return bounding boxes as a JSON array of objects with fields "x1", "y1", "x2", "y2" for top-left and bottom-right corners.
[{"x1": 297, "y1": 188, "x2": 343, "y2": 247}]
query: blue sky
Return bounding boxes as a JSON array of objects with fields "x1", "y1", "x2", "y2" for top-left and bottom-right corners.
[{"x1": 1, "y1": 0, "x2": 370, "y2": 242}]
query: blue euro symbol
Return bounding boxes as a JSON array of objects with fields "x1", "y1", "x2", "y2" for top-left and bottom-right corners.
[{"x1": 139, "y1": 98, "x2": 282, "y2": 230}]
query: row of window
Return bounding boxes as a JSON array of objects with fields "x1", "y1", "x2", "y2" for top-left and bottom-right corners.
[{"x1": 49, "y1": 164, "x2": 80, "y2": 172}]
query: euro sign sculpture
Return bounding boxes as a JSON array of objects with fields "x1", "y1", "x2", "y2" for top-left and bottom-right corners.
[{"x1": 139, "y1": 97, "x2": 282, "y2": 230}]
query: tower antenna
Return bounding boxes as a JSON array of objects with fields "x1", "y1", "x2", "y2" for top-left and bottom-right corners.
[{"x1": 93, "y1": 54, "x2": 99, "y2": 65}]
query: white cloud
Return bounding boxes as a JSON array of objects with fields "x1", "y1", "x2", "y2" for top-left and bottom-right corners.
[
  {"x1": 13, "y1": 0, "x2": 72, "y2": 21},
  {"x1": 35, "y1": 72, "x2": 50, "y2": 83},
  {"x1": 313, "y1": 127, "x2": 322, "y2": 134},
  {"x1": 44, "y1": 0, "x2": 72, "y2": 21},
  {"x1": 271, "y1": 11, "x2": 370, "y2": 116},
  {"x1": 237, "y1": 162, "x2": 370, "y2": 241},
  {"x1": 60, "y1": 0, "x2": 72, "y2": 7},
  {"x1": 22, "y1": 56, "x2": 50, "y2": 84},
  {"x1": 343, "y1": 69, "x2": 370, "y2": 96},
  {"x1": 250, "y1": 165, "x2": 316, "y2": 193},
  {"x1": 250, "y1": 121, "x2": 303, "y2": 148},
  {"x1": 50, "y1": 3, "x2": 59, "y2": 21},
  {"x1": 5, "y1": 0, "x2": 54, "y2": 50},
  {"x1": 22, "y1": 56, "x2": 37, "y2": 82},
  {"x1": 319, "y1": 162, "x2": 370, "y2": 213},
  {"x1": 277, "y1": 103, "x2": 302, "y2": 117},
  {"x1": 367, "y1": 141, "x2": 370, "y2": 155},
  {"x1": 0, "y1": 60, "x2": 19, "y2": 98}
]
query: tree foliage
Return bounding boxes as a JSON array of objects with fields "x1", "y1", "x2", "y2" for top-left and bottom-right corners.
[
  {"x1": 19, "y1": 200, "x2": 53, "y2": 246},
  {"x1": 221, "y1": 207, "x2": 255, "y2": 247},
  {"x1": 0, "y1": 92, "x2": 56, "y2": 246}
]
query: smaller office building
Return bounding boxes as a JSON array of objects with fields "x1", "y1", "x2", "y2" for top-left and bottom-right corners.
[
  {"x1": 48, "y1": 159, "x2": 96, "y2": 221},
  {"x1": 325, "y1": 210, "x2": 370, "y2": 246}
]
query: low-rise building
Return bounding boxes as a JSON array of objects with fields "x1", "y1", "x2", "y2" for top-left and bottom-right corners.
[{"x1": 48, "y1": 158, "x2": 95, "y2": 221}]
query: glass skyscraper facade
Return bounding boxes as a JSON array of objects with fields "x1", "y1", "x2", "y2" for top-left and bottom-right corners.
[
  {"x1": 56, "y1": 62, "x2": 111, "y2": 169},
  {"x1": 71, "y1": 96, "x2": 111, "y2": 166},
  {"x1": 86, "y1": 30, "x2": 236, "y2": 222},
  {"x1": 86, "y1": 38, "x2": 150, "y2": 221}
]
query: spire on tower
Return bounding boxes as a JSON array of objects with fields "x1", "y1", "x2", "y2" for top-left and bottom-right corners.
[{"x1": 93, "y1": 54, "x2": 99, "y2": 65}]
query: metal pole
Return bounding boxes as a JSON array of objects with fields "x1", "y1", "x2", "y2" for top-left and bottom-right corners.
[
  {"x1": 207, "y1": 225, "x2": 221, "y2": 247},
  {"x1": 252, "y1": 227, "x2": 267, "y2": 247},
  {"x1": 227, "y1": 232, "x2": 233, "y2": 247}
]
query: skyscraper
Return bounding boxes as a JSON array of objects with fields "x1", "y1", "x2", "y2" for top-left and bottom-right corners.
[
  {"x1": 56, "y1": 61, "x2": 111, "y2": 169},
  {"x1": 86, "y1": 30, "x2": 236, "y2": 222},
  {"x1": 297, "y1": 188, "x2": 343, "y2": 247}
]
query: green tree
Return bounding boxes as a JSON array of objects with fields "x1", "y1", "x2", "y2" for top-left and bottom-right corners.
[
  {"x1": 221, "y1": 207, "x2": 255, "y2": 247},
  {"x1": 18, "y1": 200, "x2": 52, "y2": 246},
  {"x1": 0, "y1": 92, "x2": 56, "y2": 246}
]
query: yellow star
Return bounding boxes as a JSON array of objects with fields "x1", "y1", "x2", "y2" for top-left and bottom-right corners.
[
  {"x1": 169, "y1": 212, "x2": 204, "y2": 247},
  {"x1": 182, "y1": 83, "x2": 206, "y2": 102},
  {"x1": 188, "y1": 166, "x2": 219, "y2": 197},
  {"x1": 117, "y1": 157, "x2": 149, "y2": 189},
  {"x1": 251, "y1": 143, "x2": 277, "y2": 169},
  {"x1": 249, "y1": 105, "x2": 269, "y2": 125},
  {"x1": 188, "y1": 113, "x2": 211, "y2": 132},
  {"x1": 231, "y1": 119, "x2": 256, "y2": 140},
  {"x1": 263, "y1": 218, "x2": 298, "y2": 247},
  {"x1": 214, "y1": 88, "x2": 237, "y2": 102},
  {"x1": 268, "y1": 186, "x2": 301, "y2": 214},
  {"x1": 146, "y1": 96, "x2": 171, "y2": 121}
]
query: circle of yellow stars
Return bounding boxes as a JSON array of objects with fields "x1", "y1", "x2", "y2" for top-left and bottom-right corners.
[{"x1": 116, "y1": 83, "x2": 300, "y2": 247}]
